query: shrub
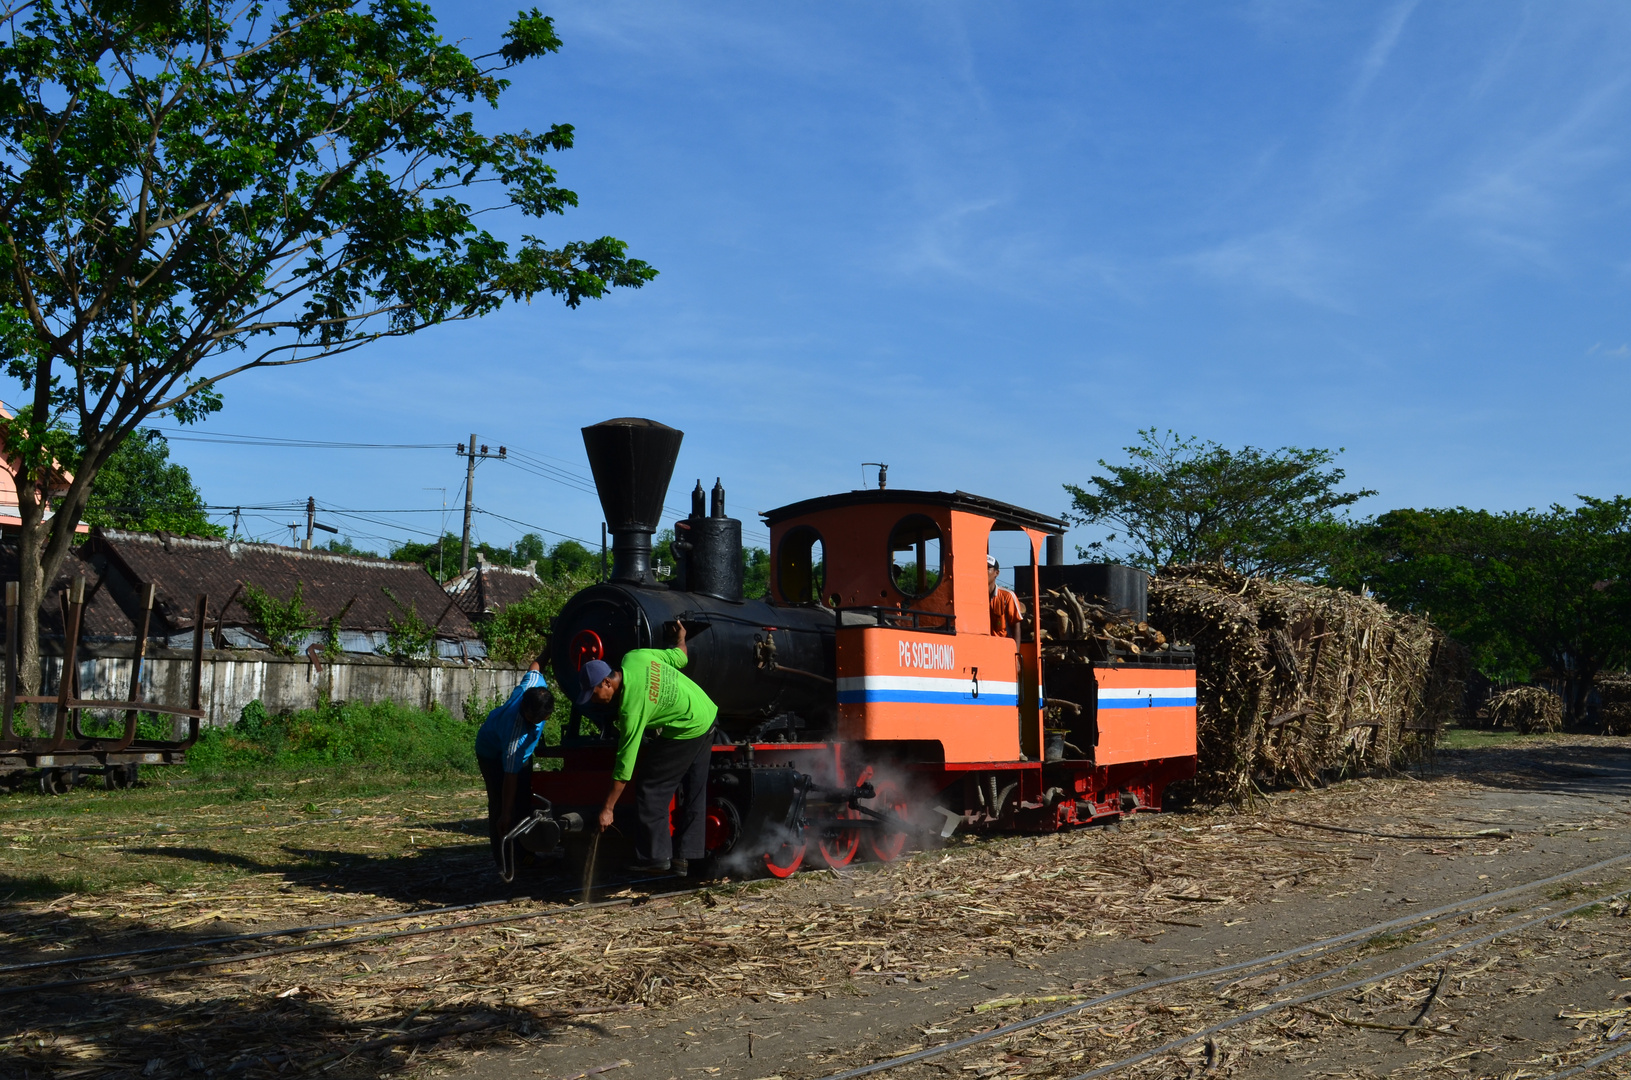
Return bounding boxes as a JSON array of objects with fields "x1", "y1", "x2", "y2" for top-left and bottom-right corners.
[
  {"x1": 480, "y1": 569, "x2": 596, "y2": 666},
  {"x1": 188, "y1": 698, "x2": 479, "y2": 774},
  {"x1": 381, "y1": 587, "x2": 436, "y2": 661},
  {"x1": 242, "y1": 582, "x2": 316, "y2": 656}
]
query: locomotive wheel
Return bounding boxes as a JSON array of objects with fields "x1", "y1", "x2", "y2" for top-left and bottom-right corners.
[
  {"x1": 763, "y1": 835, "x2": 807, "y2": 879},
  {"x1": 864, "y1": 777, "x2": 910, "y2": 863},
  {"x1": 816, "y1": 813, "x2": 861, "y2": 870},
  {"x1": 705, "y1": 796, "x2": 742, "y2": 858},
  {"x1": 39, "y1": 769, "x2": 69, "y2": 796}
]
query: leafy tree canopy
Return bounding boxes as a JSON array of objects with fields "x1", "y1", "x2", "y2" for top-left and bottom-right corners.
[
  {"x1": 391, "y1": 532, "x2": 590, "y2": 582},
  {"x1": 1064, "y1": 429, "x2": 1374, "y2": 578},
  {"x1": 0, "y1": 0, "x2": 654, "y2": 691},
  {"x1": 83, "y1": 428, "x2": 221, "y2": 536},
  {"x1": 1326, "y1": 499, "x2": 1631, "y2": 713},
  {"x1": 320, "y1": 536, "x2": 377, "y2": 557}
]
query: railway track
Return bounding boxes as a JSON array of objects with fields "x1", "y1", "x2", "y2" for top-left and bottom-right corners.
[{"x1": 824, "y1": 847, "x2": 1631, "y2": 1080}]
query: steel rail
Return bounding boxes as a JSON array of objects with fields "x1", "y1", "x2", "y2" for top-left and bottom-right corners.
[
  {"x1": 1065, "y1": 886, "x2": 1631, "y2": 1080},
  {"x1": 821, "y1": 849, "x2": 1631, "y2": 1080},
  {"x1": 0, "y1": 877, "x2": 698, "y2": 996},
  {"x1": 1541, "y1": 1039, "x2": 1631, "y2": 1078}
]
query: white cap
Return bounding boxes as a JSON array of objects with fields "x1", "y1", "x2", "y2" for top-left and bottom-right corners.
[{"x1": 986, "y1": 554, "x2": 999, "y2": 568}]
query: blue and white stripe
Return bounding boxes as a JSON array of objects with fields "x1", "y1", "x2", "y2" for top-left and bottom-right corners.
[
  {"x1": 1097, "y1": 686, "x2": 1197, "y2": 709},
  {"x1": 837, "y1": 675, "x2": 1020, "y2": 707}
]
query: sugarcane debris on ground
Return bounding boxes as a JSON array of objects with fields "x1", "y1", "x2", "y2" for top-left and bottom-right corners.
[
  {"x1": 1484, "y1": 685, "x2": 1566, "y2": 735},
  {"x1": 2, "y1": 732, "x2": 1627, "y2": 1078}
]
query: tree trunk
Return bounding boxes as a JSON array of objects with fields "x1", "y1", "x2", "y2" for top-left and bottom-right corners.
[{"x1": 11, "y1": 461, "x2": 86, "y2": 730}]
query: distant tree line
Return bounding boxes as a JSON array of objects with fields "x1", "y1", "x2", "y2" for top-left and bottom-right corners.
[{"x1": 1068, "y1": 430, "x2": 1631, "y2": 718}]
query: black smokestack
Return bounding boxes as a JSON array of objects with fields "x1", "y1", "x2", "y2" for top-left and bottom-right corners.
[{"x1": 581, "y1": 417, "x2": 683, "y2": 586}]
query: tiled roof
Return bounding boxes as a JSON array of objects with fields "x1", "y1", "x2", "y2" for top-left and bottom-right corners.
[
  {"x1": 0, "y1": 545, "x2": 134, "y2": 640},
  {"x1": 443, "y1": 559, "x2": 542, "y2": 620},
  {"x1": 87, "y1": 529, "x2": 478, "y2": 640}
]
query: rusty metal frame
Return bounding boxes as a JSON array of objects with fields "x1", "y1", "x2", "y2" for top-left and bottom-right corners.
[{"x1": 1, "y1": 582, "x2": 209, "y2": 764}]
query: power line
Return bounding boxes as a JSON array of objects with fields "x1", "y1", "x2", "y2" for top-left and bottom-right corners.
[{"x1": 157, "y1": 428, "x2": 450, "y2": 450}]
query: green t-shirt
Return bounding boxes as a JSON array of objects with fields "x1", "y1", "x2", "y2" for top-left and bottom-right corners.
[{"x1": 611, "y1": 648, "x2": 719, "y2": 782}]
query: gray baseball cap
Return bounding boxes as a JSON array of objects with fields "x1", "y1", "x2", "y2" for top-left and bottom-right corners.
[{"x1": 574, "y1": 658, "x2": 613, "y2": 706}]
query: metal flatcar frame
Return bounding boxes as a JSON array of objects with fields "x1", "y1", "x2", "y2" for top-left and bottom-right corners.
[{"x1": 0, "y1": 580, "x2": 206, "y2": 792}]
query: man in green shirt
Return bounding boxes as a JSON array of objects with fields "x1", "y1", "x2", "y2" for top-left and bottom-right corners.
[{"x1": 574, "y1": 621, "x2": 718, "y2": 876}]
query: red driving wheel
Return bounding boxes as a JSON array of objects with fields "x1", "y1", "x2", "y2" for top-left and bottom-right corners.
[
  {"x1": 764, "y1": 835, "x2": 807, "y2": 878},
  {"x1": 705, "y1": 797, "x2": 741, "y2": 856},
  {"x1": 863, "y1": 773, "x2": 910, "y2": 863},
  {"x1": 817, "y1": 811, "x2": 861, "y2": 870}
]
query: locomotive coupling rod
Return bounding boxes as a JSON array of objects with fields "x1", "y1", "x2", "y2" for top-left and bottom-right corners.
[{"x1": 805, "y1": 781, "x2": 877, "y2": 806}]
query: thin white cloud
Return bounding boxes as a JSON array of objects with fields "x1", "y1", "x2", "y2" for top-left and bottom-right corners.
[
  {"x1": 1179, "y1": 228, "x2": 1351, "y2": 311},
  {"x1": 1351, "y1": 0, "x2": 1419, "y2": 102}
]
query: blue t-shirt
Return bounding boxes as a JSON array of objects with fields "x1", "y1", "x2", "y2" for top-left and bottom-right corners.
[{"x1": 475, "y1": 670, "x2": 549, "y2": 773}]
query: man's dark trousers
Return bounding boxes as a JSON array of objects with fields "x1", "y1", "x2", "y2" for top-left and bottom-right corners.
[
  {"x1": 477, "y1": 754, "x2": 519, "y2": 868},
  {"x1": 632, "y1": 730, "x2": 713, "y2": 865}
]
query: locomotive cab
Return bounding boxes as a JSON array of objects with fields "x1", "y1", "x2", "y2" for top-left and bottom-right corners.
[{"x1": 764, "y1": 490, "x2": 1058, "y2": 767}]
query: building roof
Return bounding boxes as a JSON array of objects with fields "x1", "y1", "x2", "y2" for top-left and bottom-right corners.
[
  {"x1": 444, "y1": 558, "x2": 542, "y2": 620},
  {"x1": 762, "y1": 489, "x2": 1065, "y2": 533},
  {"x1": 85, "y1": 529, "x2": 478, "y2": 640},
  {"x1": 0, "y1": 545, "x2": 134, "y2": 641}
]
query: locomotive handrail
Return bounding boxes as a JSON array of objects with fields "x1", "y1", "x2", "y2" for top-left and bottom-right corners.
[{"x1": 834, "y1": 605, "x2": 956, "y2": 634}]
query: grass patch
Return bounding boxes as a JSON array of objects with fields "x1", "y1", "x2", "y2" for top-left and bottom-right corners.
[
  {"x1": 188, "y1": 698, "x2": 481, "y2": 776},
  {"x1": 1437, "y1": 724, "x2": 1532, "y2": 749}
]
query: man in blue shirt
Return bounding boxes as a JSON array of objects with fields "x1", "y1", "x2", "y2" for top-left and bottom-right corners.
[{"x1": 474, "y1": 659, "x2": 554, "y2": 872}]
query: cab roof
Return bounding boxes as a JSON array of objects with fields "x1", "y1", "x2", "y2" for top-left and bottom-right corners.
[{"x1": 762, "y1": 489, "x2": 1064, "y2": 534}]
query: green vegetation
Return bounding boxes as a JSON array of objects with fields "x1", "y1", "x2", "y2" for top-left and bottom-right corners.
[
  {"x1": 1436, "y1": 724, "x2": 1534, "y2": 750},
  {"x1": 380, "y1": 588, "x2": 437, "y2": 661},
  {"x1": 393, "y1": 533, "x2": 593, "y2": 583},
  {"x1": 0, "y1": 1, "x2": 654, "y2": 712},
  {"x1": 1067, "y1": 433, "x2": 1631, "y2": 719},
  {"x1": 241, "y1": 582, "x2": 318, "y2": 657},
  {"x1": 1325, "y1": 500, "x2": 1631, "y2": 717},
  {"x1": 479, "y1": 569, "x2": 596, "y2": 666},
  {"x1": 82, "y1": 429, "x2": 222, "y2": 537},
  {"x1": 1065, "y1": 429, "x2": 1373, "y2": 578},
  {"x1": 188, "y1": 699, "x2": 479, "y2": 775}
]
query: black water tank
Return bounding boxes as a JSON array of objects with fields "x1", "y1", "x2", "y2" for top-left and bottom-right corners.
[{"x1": 1034, "y1": 563, "x2": 1148, "y2": 622}]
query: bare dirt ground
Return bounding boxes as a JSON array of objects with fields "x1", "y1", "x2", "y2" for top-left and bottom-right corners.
[{"x1": 5, "y1": 734, "x2": 1631, "y2": 1080}]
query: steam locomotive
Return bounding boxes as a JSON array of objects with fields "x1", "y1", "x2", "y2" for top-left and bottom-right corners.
[{"x1": 520, "y1": 418, "x2": 1197, "y2": 877}]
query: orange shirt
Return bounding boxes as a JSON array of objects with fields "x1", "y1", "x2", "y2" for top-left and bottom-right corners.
[{"x1": 989, "y1": 587, "x2": 1021, "y2": 638}]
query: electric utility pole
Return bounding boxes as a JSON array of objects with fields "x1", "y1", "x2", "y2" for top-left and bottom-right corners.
[{"x1": 455, "y1": 436, "x2": 506, "y2": 574}]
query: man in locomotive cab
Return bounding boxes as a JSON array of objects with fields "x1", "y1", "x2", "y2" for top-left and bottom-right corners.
[
  {"x1": 473, "y1": 658, "x2": 555, "y2": 874},
  {"x1": 575, "y1": 621, "x2": 718, "y2": 876},
  {"x1": 988, "y1": 554, "x2": 1023, "y2": 638}
]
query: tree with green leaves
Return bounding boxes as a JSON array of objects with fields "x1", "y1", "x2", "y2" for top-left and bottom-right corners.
[
  {"x1": 84, "y1": 428, "x2": 221, "y2": 536},
  {"x1": 0, "y1": 2, "x2": 654, "y2": 698},
  {"x1": 1328, "y1": 499, "x2": 1631, "y2": 717},
  {"x1": 1064, "y1": 429, "x2": 1374, "y2": 578},
  {"x1": 391, "y1": 531, "x2": 561, "y2": 581}
]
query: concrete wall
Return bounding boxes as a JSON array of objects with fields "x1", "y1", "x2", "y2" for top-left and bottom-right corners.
[{"x1": 36, "y1": 649, "x2": 527, "y2": 731}]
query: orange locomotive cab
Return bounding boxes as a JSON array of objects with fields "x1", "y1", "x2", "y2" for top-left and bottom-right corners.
[{"x1": 765, "y1": 491, "x2": 1052, "y2": 767}]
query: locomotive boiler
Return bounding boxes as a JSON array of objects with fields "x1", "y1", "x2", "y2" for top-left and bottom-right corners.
[{"x1": 524, "y1": 417, "x2": 1199, "y2": 879}]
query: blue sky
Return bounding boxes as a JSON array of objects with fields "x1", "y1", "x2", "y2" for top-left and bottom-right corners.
[{"x1": 85, "y1": 3, "x2": 1631, "y2": 570}]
